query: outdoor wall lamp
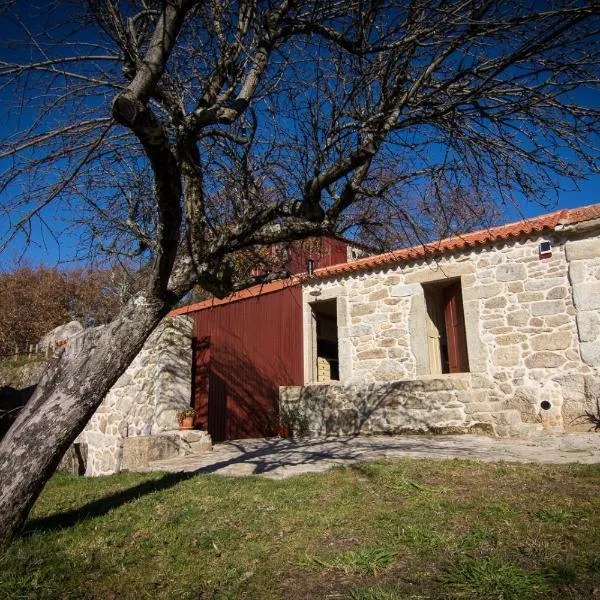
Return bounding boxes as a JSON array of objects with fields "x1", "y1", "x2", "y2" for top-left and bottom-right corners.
[{"x1": 539, "y1": 241, "x2": 552, "y2": 259}]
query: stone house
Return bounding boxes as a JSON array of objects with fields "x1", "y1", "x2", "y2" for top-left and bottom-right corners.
[
  {"x1": 281, "y1": 203, "x2": 600, "y2": 439},
  {"x1": 77, "y1": 203, "x2": 600, "y2": 475}
]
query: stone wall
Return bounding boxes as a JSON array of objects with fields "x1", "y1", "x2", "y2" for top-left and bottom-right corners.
[
  {"x1": 295, "y1": 229, "x2": 600, "y2": 436},
  {"x1": 568, "y1": 237, "x2": 600, "y2": 368},
  {"x1": 77, "y1": 315, "x2": 194, "y2": 476},
  {"x1": 282, "y1": 375, "x2": 500, "y2": 437}
]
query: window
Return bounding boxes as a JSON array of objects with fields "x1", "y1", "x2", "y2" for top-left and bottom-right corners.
[
  {"x1": 422, "y1": 278, "x2": 469, "y2": 374},
  {"x1": 310, "y1": 299, "x2": 339, "y2": 381}
]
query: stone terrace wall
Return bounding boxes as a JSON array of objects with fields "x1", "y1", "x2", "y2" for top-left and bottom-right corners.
[
  {"x1": 77, "y1": 315, "x2": 193, "y2": 476},
  {"x1": 282, "y1": 375, "x2": 502, "y2": 437},
  {"x1": 297, "y1": 229, "x2": 600, "y2": 436}
]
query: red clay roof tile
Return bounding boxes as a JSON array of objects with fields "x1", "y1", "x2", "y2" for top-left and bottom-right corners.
[{"x1": 309, "y1": 203, "x2": 600, "y2": 281}]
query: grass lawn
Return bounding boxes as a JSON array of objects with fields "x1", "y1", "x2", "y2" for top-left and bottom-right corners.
[{"x1": 1, "y1": 459, "x2": 599, "y2": 599}]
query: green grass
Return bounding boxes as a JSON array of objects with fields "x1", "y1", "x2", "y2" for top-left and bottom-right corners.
[
  {"x1": 0, "y1": 353, "x2": 46, "y2": 371},
  {"x1": 440, "y1": 555, "x2": 549, "y2": 599},
  {"x1": 1, "y1": 460, "x2": 599, "y2": 599},
  {"x1": 305, "y1": 547, "x2": 397, "y2": 575}
]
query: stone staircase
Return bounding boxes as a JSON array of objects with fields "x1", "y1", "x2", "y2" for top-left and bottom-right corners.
[
  {"x1": 427, "y1": 374, "x2": 544, "y2": 438},
  {"x1": 120, "y1": 429, "x2": 213, "y2": 471},
  {"x1": 170, "y1": 429, "x2": 214, "y2": 454},
  {"x1": 467, "y1": 407, "x2": 543, "y2": 438}
]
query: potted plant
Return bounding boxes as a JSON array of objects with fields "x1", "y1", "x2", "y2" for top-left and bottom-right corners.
[{"x1": 176, "y1": 408, "x2": 197, "y2": 430}]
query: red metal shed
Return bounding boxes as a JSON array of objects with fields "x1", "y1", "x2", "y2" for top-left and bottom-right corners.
[
  {"x1": 175, "y1": 235, "x2": 358, "y2": 442},
  {"x1": 285, "y1": 236, "x2": 350, "y2": 275},
  {"x1": 191, "y1": 282, "x2": 304, "y2": 441}
]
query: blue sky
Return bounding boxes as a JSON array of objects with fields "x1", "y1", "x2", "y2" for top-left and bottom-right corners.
[
  {"x1": 3, "y1": 176, "x2": 593, "y2": 270},
  {"x1": 0, "y1": 2, "x2": 598, "y2": 270}
]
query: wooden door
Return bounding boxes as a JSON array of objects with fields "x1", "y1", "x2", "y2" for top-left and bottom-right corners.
[
  {"x1": 310, "y1": 305, "x2": 319, "y2": 381},
  {"x1": 424, "y1": 289, "x2": 443, "y2": 374},
  {"x1": 208, "y1": 371, "x2": 227, "y2": 442},
  {"x1": 443, "y1": 282, "x2": 469, "y2": 373},
  {"x1": 192, "y1": 336, "x2": 210, "y2": 428}
]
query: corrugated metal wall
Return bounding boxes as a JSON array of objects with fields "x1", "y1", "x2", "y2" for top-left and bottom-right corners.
[
  {"x1": 286, "y1": 237, "x2": 349, "y2": 275},
  {"x1": 193, "y1": 284, "x2": 304, "y2": 441}
]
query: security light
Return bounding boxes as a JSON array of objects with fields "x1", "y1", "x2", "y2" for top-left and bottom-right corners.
[{"x1": 539, "y1": 241, "x2": 552, "y2": 258}]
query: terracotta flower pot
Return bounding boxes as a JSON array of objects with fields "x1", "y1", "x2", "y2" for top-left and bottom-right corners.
[{"x1": 180, "y1": 416, "x2": 194, "y2": 430}]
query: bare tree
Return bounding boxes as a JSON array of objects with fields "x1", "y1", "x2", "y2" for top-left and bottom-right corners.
[{"x1": 0, "y1": 0, "x2": 598, "y2": 546}]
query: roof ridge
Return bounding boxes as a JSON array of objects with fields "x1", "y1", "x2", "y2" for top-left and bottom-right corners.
[
  {"x1": 309, "y1": 202, "x2": 599, "y2": 280},
  {"x1": 169, "y1": 276, "x2": 302, "y2": 316}
]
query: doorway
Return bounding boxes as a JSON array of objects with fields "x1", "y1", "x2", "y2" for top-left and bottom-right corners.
[
  {"x1": 310, "y1": 299, "x2": 339, "y2": 381},
  {"x1": 422, "y1": 279, "x2": 469, "y2": 374}
]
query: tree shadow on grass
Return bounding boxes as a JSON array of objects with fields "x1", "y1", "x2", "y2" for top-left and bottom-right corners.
[
  {"x1": 20, "y1": 429, "x2": 497, "y2": 539},
  {"x1": 19, "y1": 344, "x2": 483, "y2": 539},
  {"x1": 21, "y1": 471, "x2": 195, "y2": 537},
  {"x1": 20, "y1": 435, "x2": 374, "y2": 537}
]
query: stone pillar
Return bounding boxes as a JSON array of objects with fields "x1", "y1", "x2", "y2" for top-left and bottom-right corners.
[{"x1": 567, "y1": 238, "x2": 600, "y2": 368}]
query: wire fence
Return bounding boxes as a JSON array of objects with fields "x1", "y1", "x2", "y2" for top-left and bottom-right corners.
[{"x1": 0, "y1": 338, "x2": 71, "y2": 361}]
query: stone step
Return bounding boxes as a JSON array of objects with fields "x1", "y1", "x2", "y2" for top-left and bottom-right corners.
[
  {"x1": 390, "y1": 374, "x2": 471, "y2": 393},
  {"x1": 402, "y1": 390, "x2": 490, "y2": 408},
  {"x1": 187, "y1": 439, "x2": 213, "y2": 453},
  {"x1": 468, "y1": 409, "x2": 524, "y2": 438},
  {"x1": 514, "y1": 422, "x2": 545, "y2": 439},
  {"x1": 463, "y1": 401, "x2": 506, "y2": 415},
  {"x1": 458, "y1": 389, "x2": 491, "y2": 404},
  {"x1": 159, "y1": 429, "x2": 213, "y2": 453},
  {"x1": 469, "y1": 409, "x2": 522, "y2": 424}
]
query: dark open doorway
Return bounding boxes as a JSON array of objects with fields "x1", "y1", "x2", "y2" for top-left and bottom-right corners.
[{"x1": 310, "y1": 299, "x2": 339, "y2": 381}]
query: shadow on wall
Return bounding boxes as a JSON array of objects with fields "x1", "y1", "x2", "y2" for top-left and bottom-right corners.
[
  {"x1": 0, "y1": 385, "x2": 36, "y2": 440},
  {"x1": 207, "y1": 337, "x2": 298, "y2": 439},
  {"x1": 295, "y1": 384, "x2": 403, "y2": 436},
  {"x1": 204, "y1": 330, "x2": 471, "y2": 440},
  {"x1": 283, "y1": 379, "x2": 479, "y2": 437},
  {"x1": 204, "y1": 347, "x2": 415, "y2": 440}
]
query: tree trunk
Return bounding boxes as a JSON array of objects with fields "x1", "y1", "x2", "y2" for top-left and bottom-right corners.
[{"x1": 0, "y1": 292, "x2": 173, "y2": 548}]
